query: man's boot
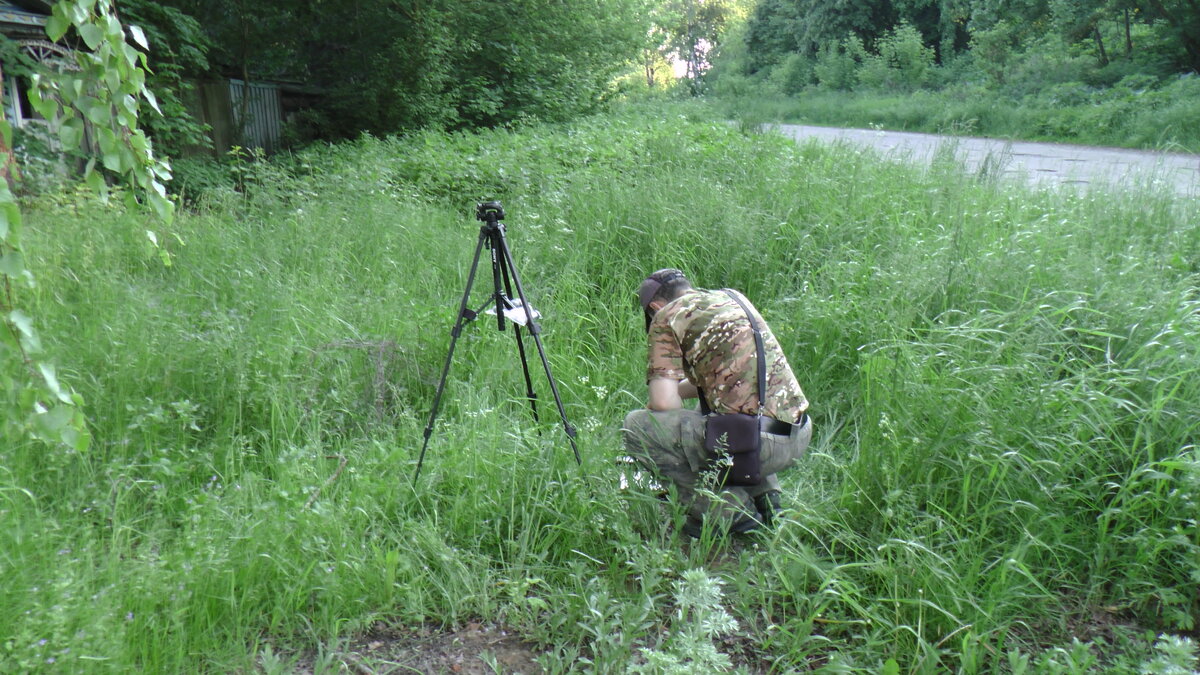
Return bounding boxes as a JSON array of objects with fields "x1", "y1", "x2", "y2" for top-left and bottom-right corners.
[
  {"x1": 753, "y1": 490, "x2": 783, "y2": 528},
  {"x1": 682, "y1": 511, "x2": 762, "y2": 539}
]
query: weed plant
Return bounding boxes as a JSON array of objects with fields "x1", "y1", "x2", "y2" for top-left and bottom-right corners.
[{"x1": 2, "y1": 104, "x2": 1198, "y2": 672}]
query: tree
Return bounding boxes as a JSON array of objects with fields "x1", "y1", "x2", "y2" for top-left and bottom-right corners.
[
  {"x1": 115, "y1": 0, "x2": 211, "y2": 154},
  {"x1": 742, "y1": 0, "x2": 899, "y2": 64},
  {"x1": 442, "y1": 0, "x2": 652, "y2": 126},
  {"x1": 656, "y1": 0, "x2": 750, "y2": 93},
  {"x1": 155, "y1": 0, "x2": 299, "y2": 146},
  {"x1": 1140, "y1": 0, "x2": 1200, "y2": 70},
  {"x1": 792, "y1": 0, "x2": 899, "y2": 52},
  {"x1": 2, "y1": 0, "x2": 172, "y2": 450},
  {"x1": 152, "y1": 0, "x2": 654, "y2": 136},
  {"x1": 737, "y1": 0, "x2": 1198, "y2": 85},
  {"x1": 743, "y1": 0, "x2": 804, "y2": 72}
]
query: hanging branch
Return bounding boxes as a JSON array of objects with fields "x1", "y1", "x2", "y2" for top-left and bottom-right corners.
[{"x1": 2, "y1": 0, "x2": 172, "y2": 450}]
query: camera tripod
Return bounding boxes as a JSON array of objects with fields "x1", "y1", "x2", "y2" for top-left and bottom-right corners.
[{"x1": 415, "y1": 201, "x2": 580, "y2": 482}]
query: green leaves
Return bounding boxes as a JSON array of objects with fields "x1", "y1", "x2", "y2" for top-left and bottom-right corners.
[
  {"x1": 46, "y1": 12, "x2": 69, "y2": 41},
  {"x1": 79, "y1": 22, "x2": 103, "y2": 49},
  {"x1": 37, "y1": 362, "x2": 73, "y2": 405},
  {"x1": 58, "y1": 116, "x2": 84, "y2": 148},
  {"x1": 7, "y1": 310, "x2": 34, "y2": 340},
  {"x1": 142, "y1": 88, "x2": 161, "y2": 116},
  {"x1": 33, "y1": 0, "x2": 173, "y2": 234},
  {"x1": 27, "y1": 78, "x2": 61, "y2": 121},
  {"x1": 3, "y1": 0, "x2": 172, "y2": 452},
  {"x1": 127, "y1": 24, "x2": 148, "y2": 50},
  {"x1": 31, "y1": 399, "x2": 91, "y2": 452},
  {"x1": 0, "y1": 250, "x2": 24, "y2": 277},
  {"x1": 96, "y1": 126, "x2": 129, "y2": 172},
  {"x1": 0, "y1": 201, "x2": 20, "y2": 242}
]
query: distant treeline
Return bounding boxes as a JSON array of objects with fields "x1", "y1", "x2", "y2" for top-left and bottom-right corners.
[{"x1": 719, "y1": 0, "x2": 1199, "y2": 93}]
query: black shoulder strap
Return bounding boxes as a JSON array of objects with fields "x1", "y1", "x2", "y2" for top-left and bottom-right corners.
[{"x1": 722, "y1": 289, "x2": 767, "y2": 419}]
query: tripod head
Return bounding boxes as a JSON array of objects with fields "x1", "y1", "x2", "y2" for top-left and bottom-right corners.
[{"x1": 476, "y1": 201, "x2": 505, "y2": 225}]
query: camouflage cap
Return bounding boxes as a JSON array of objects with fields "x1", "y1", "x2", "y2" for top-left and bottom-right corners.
[{"x1": 638, "y1": 268, "x2": 688, "y2": 331}]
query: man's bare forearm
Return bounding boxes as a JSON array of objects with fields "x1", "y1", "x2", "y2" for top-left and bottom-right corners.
[{"x1": 647, "y1": 378, "x2": 683, "y2": 411}]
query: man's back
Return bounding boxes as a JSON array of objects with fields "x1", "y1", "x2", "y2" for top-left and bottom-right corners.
[{"x1": 648, "y1": 288, "x2": 808, "y2": 422}]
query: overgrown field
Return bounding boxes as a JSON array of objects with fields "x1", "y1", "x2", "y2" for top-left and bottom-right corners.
[{"x1": 3, "y1": 105, "x2": 1199, "y2": 673}]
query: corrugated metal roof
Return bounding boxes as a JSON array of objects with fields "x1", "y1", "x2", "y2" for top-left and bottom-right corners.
[
  {"x1": 1, "y1": 3, "x2": 48, "y2": 28},
  {"x1": 9, "y1": 1, "x2": 51, "y2": 14}
]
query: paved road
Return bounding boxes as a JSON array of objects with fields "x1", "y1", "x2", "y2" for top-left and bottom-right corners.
[{"x1": 772, "y1": 124, "x2": 1200, "y2": 199}]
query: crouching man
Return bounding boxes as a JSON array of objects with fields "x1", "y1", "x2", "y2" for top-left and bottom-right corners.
[{"x1": 622, "y1": 269, "x2": 812, "y2": 537}]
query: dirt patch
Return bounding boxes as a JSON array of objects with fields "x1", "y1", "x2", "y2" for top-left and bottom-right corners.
[
  {"x1": 299, "y1": 621, "x2": 545, "y2": 674},
  {"x1": 290, "y1": 618, "x2": 781, "y2": 674}
]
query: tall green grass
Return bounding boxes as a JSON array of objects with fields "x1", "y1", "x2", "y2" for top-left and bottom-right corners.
[
  {"x1": 717, "y1": 79, "x2": 1200, "y2": 153},
  {"x1": 2, "y1": 104, "x2": 1198, "y2": 672}
]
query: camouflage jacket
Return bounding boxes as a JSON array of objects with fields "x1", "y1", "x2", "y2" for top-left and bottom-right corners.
[{"x1": 646, "y1": 288, "x2": 808, "y2": 422}]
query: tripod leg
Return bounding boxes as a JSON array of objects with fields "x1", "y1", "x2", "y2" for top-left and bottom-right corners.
[
  {"x1": 510, "y1": 324, "x2": 541, "y2": 425},
  {"x1": 415, "y1": 228, "x2": 489, "y2": 483},
  {"x1": 494, "y1": 231, "x2": 582, "y2": 466},
  {"x1": 495, "y1": 237, "x2": 542, "y2": 426}
]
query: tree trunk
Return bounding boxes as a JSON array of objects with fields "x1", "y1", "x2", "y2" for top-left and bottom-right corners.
[
  {"x1": 236, "y1": 0, "x2": 252, "y2": 148},
  {"x1": 1124, "y1": 8, "x2": 1133, "y2": 56},
  {"x1": 1143, "y1": 0, "x2": 1200, "y2": 71},
  {"x1": 0, "y1": 68, "x2": 15, "y2": 191},
  {"x1": 1095, "y1": 27, "x2": 1109, "y2": 66}
]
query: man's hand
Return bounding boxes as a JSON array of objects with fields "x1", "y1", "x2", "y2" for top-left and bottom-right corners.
[{"x1": 647, "y1": 378, "x2": 684, "y2": 411}]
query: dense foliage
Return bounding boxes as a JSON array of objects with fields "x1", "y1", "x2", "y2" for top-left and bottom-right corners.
[
  {"x1": 708, "y1": 0, "x2": 1200, "y2": 150},
  {"x1": 143, "y1": 0, "x2": 654, "y2": 140},
  {"x1": 3, "y1": 105, "x2": 1198, "y2": 672},
  {"x1": 741, "y1": 0, "x2": 1200, "y2": 74},
  {"x1": 3, "y1": 0, "x2": 172, "y2": 462},
  {"x1": 113, "y1": 0, "x2": 211, "y2": 152}
]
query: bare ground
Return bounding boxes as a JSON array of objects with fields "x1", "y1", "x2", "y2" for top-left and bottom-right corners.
[
  {"x1": 293, "y1": 621, "x2": 545, "y2": 674},
  {"x1": 287, "y1": 618, "x2": 785, "y2": 674}
]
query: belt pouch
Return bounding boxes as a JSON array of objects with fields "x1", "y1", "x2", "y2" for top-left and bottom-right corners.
[{"x1": 703, "y1": 413, "x2": 762, "y2": 486}]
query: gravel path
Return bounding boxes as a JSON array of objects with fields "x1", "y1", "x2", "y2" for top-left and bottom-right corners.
[{"x1": 772, "y1": 124, "x2": 1200, "y2": 199}]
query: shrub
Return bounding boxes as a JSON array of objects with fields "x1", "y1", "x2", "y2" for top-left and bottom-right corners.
[
  {"x1": 1000, "y1": 37, "x2": 1091, "y2": 98},
  {"x1": 969, "y1": 20, "x2": 1019, "y2": 86},
  {"x1": 169, "y1": 157, "x2": 237, "y2": 205},
  {"x1": 1042, "y1": 81, "x2": 1096, "y2": 107},
  {"x1": 1124, "y1": 73, "x2": 1200, "y2": 150},
  {"x1": 11, "y1": 125, "x2": 69, "y2": 196},
  {"x1": 856, "y1": 22, "x2": 935, "y2": 91},
  {"x1": 710, "y1": 71, "x2": 767, "y2": 99},
  {"x1": 768, "y1": 52, "x2": 814, "y2": 95},
  {"x1": 814, "y1": 37, "x2": 864, "y2": 91},
  {"x1": 1086, "y1": 58, "x2": 1154, "y2": 87}
]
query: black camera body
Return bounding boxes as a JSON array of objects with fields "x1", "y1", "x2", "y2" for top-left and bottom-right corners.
[{"x1": 476, "y1": 201, "x2": 505, "y2": 222}]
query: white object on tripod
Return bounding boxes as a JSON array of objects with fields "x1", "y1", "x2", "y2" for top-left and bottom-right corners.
[
  {"x1": 616, "y1": 456, "x2": 663, "y2": 492},
  {"x1": 485, "y1": 298, "x2": 541, "y2": 326}
]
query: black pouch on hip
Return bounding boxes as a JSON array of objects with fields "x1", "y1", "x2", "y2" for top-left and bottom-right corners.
[{"x1": 703, "y1": 413, "x2": 762, "y2": 486}]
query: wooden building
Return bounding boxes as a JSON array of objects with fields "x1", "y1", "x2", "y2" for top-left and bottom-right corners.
[
  {"x1": 2, "y1": 2, "x2": 311, "y2": 157},
  {"x1": 1, "y1": 0, "x2": 66, "y2": 130}
]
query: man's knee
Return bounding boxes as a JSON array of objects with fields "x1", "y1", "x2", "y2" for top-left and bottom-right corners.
[
  {"x1": 622, "y1": 409, "x2": 654, "y2": 451},
  {"x1": 760, "y1": 421, "x2": 812, "y2": 474},
  {"x1": 623, "y1": 408, "x2": 649, "y2": 434}
]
